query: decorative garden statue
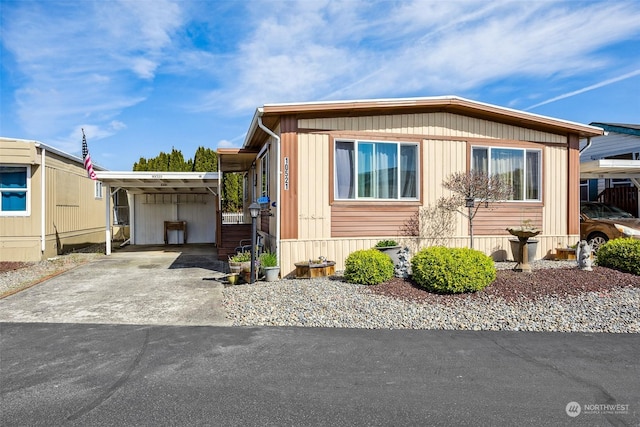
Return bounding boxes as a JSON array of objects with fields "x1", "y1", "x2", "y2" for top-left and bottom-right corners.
[
  {"x1": 394, "y1": 247, "x2": 412, "y2": 279},
  {"x1": 576, "y1": 240, "x2": 593, "y2": 271}
]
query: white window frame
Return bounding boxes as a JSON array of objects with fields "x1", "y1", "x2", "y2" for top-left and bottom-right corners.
[
  {"x1": 260, "y1": 152, "x2": 269, "y2": 198},
  {"x1": 334, "y1": 139, "x2": 419, "y2": 201},
  {"x1": 0, "y1": 164, "x2": 31, "y2": 217},
  {"x1": 95, "y1": 181, "x2": 103, "y2": 199},
  {"x1": 471, "y1": 146, "x2": 542, "y2": 202}
]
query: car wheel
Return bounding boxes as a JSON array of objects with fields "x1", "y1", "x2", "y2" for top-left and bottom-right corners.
[{"x1": 588, "y1": 232, "x2": 608, "y2": 252}]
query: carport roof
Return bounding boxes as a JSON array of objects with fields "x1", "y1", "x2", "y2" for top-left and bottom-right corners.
[
  {"x1": 95, "y1": 171, "x2": 220, "y2": 194},
  {"x1": 580, "y1": 159, "x2": 640, "y2": 179}
]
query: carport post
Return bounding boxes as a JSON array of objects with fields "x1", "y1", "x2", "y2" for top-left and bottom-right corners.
[{"x1": 105, "y1": 184, "x2": 112, "y2": 255}]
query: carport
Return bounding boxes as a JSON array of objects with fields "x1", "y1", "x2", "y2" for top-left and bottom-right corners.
[
  {"x1": 580, "y1": 159, "x2": 640, "y2": 216},
  {"x1": 94, "y1": 171, "x2": 220, "y2": 255}
]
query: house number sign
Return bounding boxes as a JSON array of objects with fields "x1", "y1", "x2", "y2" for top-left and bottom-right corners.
[{"x1": 284, "y1": 157, "x2": 289, "y2": 190}]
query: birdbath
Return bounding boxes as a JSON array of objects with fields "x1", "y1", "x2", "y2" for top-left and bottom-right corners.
[{"x1": 506, "y1": 226, "x2": 541, "y2": 273}]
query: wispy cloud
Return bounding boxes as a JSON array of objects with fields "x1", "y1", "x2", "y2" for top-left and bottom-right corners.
[
  {"x1": 196, "y1": 1, "x2": 640, "y2": 112},
  {"x1": 524, "y1": 69, "x2": 640, "y2": 110},
  {"x1": 2, "y1": 0, "x2": 183, "y2": 149}
]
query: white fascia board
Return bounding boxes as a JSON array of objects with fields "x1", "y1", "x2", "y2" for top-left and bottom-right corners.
[
  {"x1": 95, "y1": 171, "x2": 219, "y2": 180},
  {"x1": 580, "y1": 159, "x2": 640, "y2": 179}
]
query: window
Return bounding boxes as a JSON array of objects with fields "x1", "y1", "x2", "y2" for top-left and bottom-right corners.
[
  {"x1": 335, "y1": 139, "x2": 418, "y2": 200},
  {"x1": 260, "y1": 152, "x2": 269, "y2": 198},
  {"x1": 0, "y1": 165, "x2": 30, "y2": 216},
  {"x1": 471, "y1": 146, "x2": 541, "y2": 201},
  {"x1": 95, "y1": 181, "x2": 103, "y2": 199}
]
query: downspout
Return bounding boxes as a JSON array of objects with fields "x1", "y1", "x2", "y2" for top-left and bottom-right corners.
[
  {"x1": 41, "y1": 147, "x2": 46, "y2": 254},
  {"x1": 579, "y1": 137, "x2": 592, "y2": 157},
  {"x1": 257, "y1": 115, "x2": 281, "y2": 267}
]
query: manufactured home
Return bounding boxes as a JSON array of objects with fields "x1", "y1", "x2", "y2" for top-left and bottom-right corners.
[
  {"x1": 219, "y1": 96, "x2": 605, "y2": 277},
  {"x1": 0, "y1": 138, "x2": 106, "y2": 261}
]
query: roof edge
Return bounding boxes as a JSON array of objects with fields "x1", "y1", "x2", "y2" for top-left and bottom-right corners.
[{"x1": 256, "y1": 95, "x2": 604, "y2": 137}]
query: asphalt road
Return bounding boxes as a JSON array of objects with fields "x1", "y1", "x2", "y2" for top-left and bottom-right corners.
[{"x1": 1, "y1": 324, "x2": 638, "y2": 426}]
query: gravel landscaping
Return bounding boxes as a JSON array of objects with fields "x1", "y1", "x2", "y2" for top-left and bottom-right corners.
[{"x1": 223, "y1": 261, "x2": 640, "y2": 333}]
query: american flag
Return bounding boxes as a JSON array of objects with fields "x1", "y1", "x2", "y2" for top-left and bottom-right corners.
[{"x1": 81, "y1": 129, "x2": 97, "y2": 180}]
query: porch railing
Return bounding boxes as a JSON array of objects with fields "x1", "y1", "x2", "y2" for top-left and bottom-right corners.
[{"x1": 222, "y1": 212, "x2": 247, "y2": 224}]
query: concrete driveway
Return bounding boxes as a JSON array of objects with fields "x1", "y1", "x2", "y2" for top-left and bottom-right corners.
[{"x1": 0, "y1": 245, "x2": 232, "y2": 326}]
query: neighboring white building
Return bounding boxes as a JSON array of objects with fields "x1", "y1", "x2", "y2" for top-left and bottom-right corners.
[{"x1": 580, "y1": 123, "x2": 640, "y2": 217}]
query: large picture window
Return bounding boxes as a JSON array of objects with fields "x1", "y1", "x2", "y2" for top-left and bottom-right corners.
[
  {"x1": 0, "y1": 165, "x2": 30, "y2": 216},
  {"x1": 471, "y1": 146, "x2": 541, "y2": 201},
  {"x1": 335, "y1": 140, "x2": 418, "y2": 200}
]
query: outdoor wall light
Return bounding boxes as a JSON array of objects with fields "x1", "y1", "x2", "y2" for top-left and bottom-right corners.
[{"x1": 249, "y1": 202, "x2": 260, "y2": 218}]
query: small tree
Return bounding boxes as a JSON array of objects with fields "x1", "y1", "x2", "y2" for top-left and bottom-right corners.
[
  {"x1": 401, "y1": 201, "x2": 457, "y2": 252},
  {"x1": 441, "y1": 170, "x2": 512, "y2": 249}
]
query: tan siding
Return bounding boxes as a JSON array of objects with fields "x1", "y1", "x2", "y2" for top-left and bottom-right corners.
[
  {"x1": 423, "y1": 139, "x2": 467, "y2": 235},
  {"x1": 544, "y1": 145, "x2": 568, "y2": 236},
  {"x1": 298, "y1": 133, "x2": 331, "y2": 239},
  {"x1": 1, "y1": 150, "x2": 105, "y2": 261},
  {"x1": 299, "y1": 112, "x2": 565, "y2": 143},
  {"x1": 0, "y1": 140, "x2": 38, "y2": 164},
  {"x1": 280, "y1": 116, "x2": 298, "y2": 239}
]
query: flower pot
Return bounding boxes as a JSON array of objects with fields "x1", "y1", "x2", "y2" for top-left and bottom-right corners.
[
  {"x1": 376, "y1": 245, "x2": 402, "y2": 268},
  {"x1": 226, "y1": 273, "x2": 240, "y2": 285},
  {"x1": 228, "y1": 262, "x2": 242, "y2": 275},
  {"x1": 263, "y1": 266, "x2": 280, "y2": 282},
  {"x1": 509, "y1": 239, "x2": 538, "y2": 264}
]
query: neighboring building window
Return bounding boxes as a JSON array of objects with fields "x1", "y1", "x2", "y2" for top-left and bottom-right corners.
[
  {"x1": 95, "y1": 181, "x2": 103, "y2": 199},
  {"x1": 471, "y1": 146, "x2": 541, "y2": 201},
  {"x1": 580, "y1": 179, "x2": 589, "y2": 201},
  {"x1": 611, "y1": 178, "x2": 632, "y2": 188},
  {"x1": 335, "y1": 140, "x2": 418, "y2": 200},
  {"x1": 0, "y1": 165, "x2": 30, "y2": 216}
]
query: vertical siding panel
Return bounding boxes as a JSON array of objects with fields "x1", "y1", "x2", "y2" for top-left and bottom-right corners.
[
  {"x1": 370, "y1": 115, "x2": 378, "y2": 132},
  {"x1": 280, "y1": 116, "x2": 299, "y2": 239}
]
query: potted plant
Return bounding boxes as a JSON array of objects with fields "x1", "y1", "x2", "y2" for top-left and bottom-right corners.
[
  {"x1": 229, "y1": 251, "x2": 251, "y2": 278},
  {"x1": 374, "y1": 239, "x2": 402, "y2": 267},
  {"x1": 260, "y1": 251, "x2": 280, "y2": 282}
]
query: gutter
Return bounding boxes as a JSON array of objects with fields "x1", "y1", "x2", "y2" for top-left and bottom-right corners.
[{"x1": 256, "y1": 112, "x2": 282, "y2": 269}]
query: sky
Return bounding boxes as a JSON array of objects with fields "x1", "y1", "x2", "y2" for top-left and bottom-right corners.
[{"x1": 1, "y1": 0, "x2": 639, "y2": 171}]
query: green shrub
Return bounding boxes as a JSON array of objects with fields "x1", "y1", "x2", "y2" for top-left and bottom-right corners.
[
  {"x1": 229, "y1": 251, "x2": 251, "y2": 262},
  {"x1": 596, "y1": 238, "x2": 640, "y2": 275},
  {"x1": 411, "y1": 246, "x2": 496, "y2": 294},
  {"x1": 344, "y1": 249, "x2": 394, "y2": 285},
  {"x1": 260, "y1": 251, "x2": 278, "y2": 267},
  {"x1": 375, "y1": 239, "x2": 398, "y2": 248}
]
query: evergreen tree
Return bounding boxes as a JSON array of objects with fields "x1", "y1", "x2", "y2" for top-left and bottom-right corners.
[
  {"x1": 192, "y1": 146, "x2": 218, "y2": 172},
  {"x1": 222, "y1": 173, "x2": 243, "y2": 212}
]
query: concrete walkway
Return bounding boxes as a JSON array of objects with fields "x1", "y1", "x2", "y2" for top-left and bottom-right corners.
[{"x1": 0, "y1": 245, "x2": 232, "y2": 326}]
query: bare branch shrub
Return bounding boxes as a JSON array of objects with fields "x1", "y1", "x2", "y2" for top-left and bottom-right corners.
[{"x1": 441, "y1": 170, "x2": 512, "y2": 248}]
